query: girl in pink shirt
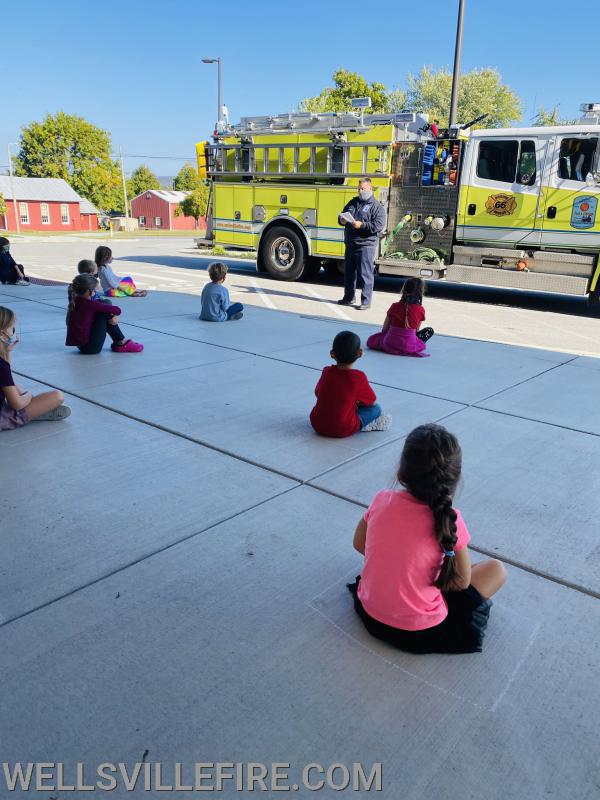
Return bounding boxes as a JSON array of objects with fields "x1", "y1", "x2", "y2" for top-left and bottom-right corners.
[
  {"x1": 348, "y1": 423, "x2": 507, "y2": 653},
  {"x1": 366, "y1": 277, "x2": 434, "y2": 357}
]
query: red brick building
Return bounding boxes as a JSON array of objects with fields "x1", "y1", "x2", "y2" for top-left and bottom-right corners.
[
  {"x1": 0, "y1": 176, "x2": 100, "y2": 232},
  {"x1": 130, "y1": 189, "x2": 200, "y2": 230}
]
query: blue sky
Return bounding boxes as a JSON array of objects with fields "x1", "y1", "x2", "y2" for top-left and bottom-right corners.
[{"x1": 3, "y1": 0, "x2": 599, "y2": 176}]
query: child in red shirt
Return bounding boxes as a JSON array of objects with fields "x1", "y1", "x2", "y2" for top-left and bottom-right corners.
[
  {"x1": 310, "y1": 331, "x2": 391, "y2": 437},
  {"x1": 367, "y1": 278, "x2": 434, "y2": 357}
]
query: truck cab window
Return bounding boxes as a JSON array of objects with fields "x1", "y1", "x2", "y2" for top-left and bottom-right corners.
[
  {"x1": 517, "y1": 140, "x2": 536, "y2": 185},
  {"x1": 558, "y1": 138, "x2": 599, "y2": 181},
  {"x1": 477, "y1": 140, "x2": 518, "y2": 183}
]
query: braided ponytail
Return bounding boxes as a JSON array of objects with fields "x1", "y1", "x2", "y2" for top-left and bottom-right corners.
[
  {"x1": 397, "y1": 423, "x2": 462, "y2": 591},
  {"x1": 400, "y1": 277, "x2": 425, "y2": 330}
]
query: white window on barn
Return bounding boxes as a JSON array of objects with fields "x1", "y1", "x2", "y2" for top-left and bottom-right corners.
[
  {"x1": 19, "y1": 203, "x2": 29, "y2": 224},
  {"x1": 155, "y1": 216, "x2": 162, "y2": 227},
  {"x1": 40, "y1": 203, "x2": 50, "y2": 224},
  {"x1": 60, "y1": 204, "x2": 69, "y2": 224},
  {"x1": 139, "y1": 216, "x2": 146, "y2": 226}
]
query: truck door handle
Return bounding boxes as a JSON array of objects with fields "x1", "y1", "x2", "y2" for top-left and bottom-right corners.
[
  {"x1": 468, "y1": 203, "x2": 476, "y2": 215},
  {"x1": 547, "y1": 206, "x2": 557, "y2": 219}
]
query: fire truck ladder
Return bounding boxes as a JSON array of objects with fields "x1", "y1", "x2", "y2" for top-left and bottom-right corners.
[{"x1": 206, "y1": 140, "x2": 392, "y2": 180}]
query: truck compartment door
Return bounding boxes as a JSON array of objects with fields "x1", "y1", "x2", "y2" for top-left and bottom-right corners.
[
  {"x1": 540, "y1": 134, "x2": 600, "y2": 254},
  {"x1": 459, "y1": 136, "x2": 543, "y2": 248}
]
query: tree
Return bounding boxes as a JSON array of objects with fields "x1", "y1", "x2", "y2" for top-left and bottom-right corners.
[
  {"x1": 532, "y1": 105, "x2": 577, "y2": 126},
  {"x1": 406, "y1": 67, "x2": 521, "y2": 128},
  {"x1": 0, "y1": 193, "x2": 6, "y2": 217},
  {"x1": 176, "y1": 185, "x2": 209, "y2": 228},
  {"x1": 173, "y1": 163, "x2": 202, "y2": 191},
  {"x1": 386, "y1": 87, "x2": 408, "y2": 113},
  {"x1": 299, "y1": 69, "x2": 389, "y2": 113},
  {"x1": 15, "y1": 111, "x2": 122, "y2": 210},
  {"x1": 127, "y1": 165, "x2": 161, "y2": 201}
]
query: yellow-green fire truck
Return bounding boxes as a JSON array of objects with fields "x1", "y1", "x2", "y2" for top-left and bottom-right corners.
[{"x1": 196, "y1": 103, "x2": 600, "y2": 301}]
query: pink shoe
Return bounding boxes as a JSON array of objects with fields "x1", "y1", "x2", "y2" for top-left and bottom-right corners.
[{"x1": 111, "y1": 339, "x2": 144, "y2": 353}]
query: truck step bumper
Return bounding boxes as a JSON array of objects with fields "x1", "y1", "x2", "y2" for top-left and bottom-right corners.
[{"x1": 445, "y1": 264, "x2": 589, "y2": 295}]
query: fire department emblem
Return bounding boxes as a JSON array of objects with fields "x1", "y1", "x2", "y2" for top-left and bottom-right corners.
[{"x1": 485, "y1": 193, "x2": 517, "y2": 216}]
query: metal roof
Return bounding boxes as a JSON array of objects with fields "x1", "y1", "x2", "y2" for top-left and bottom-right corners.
[
  {"x1": 130, "y1": 189, "x2": 191, "y2": 204},
  {"x1": 0, "y1": 176, "x2": 83, "y2": 202},
  {"x1": 79, "y1": 198, "x2": 100, "y2": 214}
]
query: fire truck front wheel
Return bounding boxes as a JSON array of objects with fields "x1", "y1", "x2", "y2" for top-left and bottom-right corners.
[{"x1": 259, "y1": 226, "x2": 309, "y2": 281}]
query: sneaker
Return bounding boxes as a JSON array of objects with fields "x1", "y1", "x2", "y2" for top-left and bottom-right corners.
[
  {"x1": 356, "y1": 303, "x2": 371, "y2": 310},
  {"x1": 16, "y1": 279, "x2": 30, "y2": 286},
  {"x1": 337, "y1": 298, "x2": 354, "y2": 306},
  {"x1": 362, "y1": 413, "x2": 392, "y2": 432},
  {"x1": 229, "y1": 311, "x2": 243, "y2": 320},
  {"x1": 111, "y1": 339, "x2": 144, "y2": 353},
  {"x1": 36, "y1": 405, "x2": 71, "y2": 422}
]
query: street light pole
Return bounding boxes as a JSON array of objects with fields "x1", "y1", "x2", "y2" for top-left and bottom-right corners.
[
  {"x1": 202, "y1": 57, "x2": 222, "y2": 127},
  {"x1": 7, "y1": 143, "x2": 20, "y2": 233},
  {"x1": 449, "y1": 0, "x2": 466, "y2": 129},
  {"x1": 217, "y1": 57, "x2": 222, "y2": 126}
]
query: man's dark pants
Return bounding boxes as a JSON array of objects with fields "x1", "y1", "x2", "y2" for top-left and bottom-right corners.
[{"x1": 343, "y1": 242, "x2": 376, "y2": 306}]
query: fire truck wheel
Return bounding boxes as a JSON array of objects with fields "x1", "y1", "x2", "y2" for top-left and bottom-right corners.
[{"x1": 259, "y1": 226, "x2": 309, "y2": 281}]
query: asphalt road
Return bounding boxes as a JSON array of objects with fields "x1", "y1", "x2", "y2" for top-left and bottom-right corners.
[{"x1": 9, "y1": 234, "x2": 600, "y2": 356}]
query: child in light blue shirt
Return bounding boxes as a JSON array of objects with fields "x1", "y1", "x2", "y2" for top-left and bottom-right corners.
[{"x1": 200, "y1": 262, "x2": 243, "y2": 321}]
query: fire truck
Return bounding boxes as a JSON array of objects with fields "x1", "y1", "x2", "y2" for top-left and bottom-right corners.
[{"x1": 196, "y1": 102, "x2": 600, "y2": 302}]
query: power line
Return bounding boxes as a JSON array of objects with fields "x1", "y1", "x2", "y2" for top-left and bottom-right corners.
[{"x1": 113, "y1": 153, "x2": 196, "y2": 161}]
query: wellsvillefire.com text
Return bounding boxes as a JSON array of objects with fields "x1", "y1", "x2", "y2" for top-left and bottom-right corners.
[{"x1": 2, "y1": 761, "x2": 383, "y2": 793}]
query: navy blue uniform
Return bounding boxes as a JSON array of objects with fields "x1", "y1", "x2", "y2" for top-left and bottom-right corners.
[
  {"x1": 0, "y1": 251, "x2": 24, "y2": 284},
  {"x1": 339, "y1": 196, "x2": 386, "y2": 306}
]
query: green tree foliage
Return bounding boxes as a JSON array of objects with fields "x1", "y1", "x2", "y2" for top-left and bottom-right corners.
[
  {"x1": 406, "y1": 67, "x2": 521, "y2": 128},
  {"x1": 176, "y1": 184, "x2": 209, "y2": 228},
  {"x1": 127, "y1": 164, "x2": 161, "y2": 200},
  {"x1": 0, "y1": 193, "x2": 6, "y2": 216},
  {"x1": 173, "y1": 163, "x2": 202, "y2": 191},
  {"x1": 15, "y1": 111, "x2": 122, "y2": 210},
  {"x1": 298, "y1": 67, "x2": 521, "y2": 126},
  {"x1": 532, "y1": 106, "x2": 577, "y2": 126},
  {"x1": 299, "y1": 69, "x2": 389, "y2": 113},
  {"x1": 386, "y1": 87, "x2": 408, "y2": 113}
]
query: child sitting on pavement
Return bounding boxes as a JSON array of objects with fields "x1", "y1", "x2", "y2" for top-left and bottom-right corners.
[
  {"x1": 348, "y1": 423, "x2": 507, "y2": 653},
  {"x1": 66, "y1": 274, "x2": 143, "y2": 354},
  {"x1": 95, "y1": 246, "x2": 147, "y2": 297},
  {"x1": 200, "y1": 262, "x2": 244, "y2": 321},
  {"x1": 310, "y1": 330, "x2": 391, "y2": 437},
  {"x1": 0, "y1": 238, "x2": 29, "y2": 286},
  {"x1": 78, "y1": 259, "x2": 111, "y2": 303},
  {"x1": 1, "y1": 305, "x2": 70, "y2": 430},
  {"x1": 367, "y1": 277, "x2": 434, "y2": 357}
]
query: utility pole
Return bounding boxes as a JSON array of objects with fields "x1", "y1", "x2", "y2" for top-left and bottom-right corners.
[
  {"x1": 119, "y1": 145, "x2": 129, "y2": 220},
  {"x1": 449, "y1": 0, "x2": 466, "y2": 129},
  {"x1": 7, "y1": 144, "x2": 20, "y2": 233}
]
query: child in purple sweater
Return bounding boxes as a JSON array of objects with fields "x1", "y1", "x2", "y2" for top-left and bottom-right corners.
[{"x1": 66, "y1": 274, "x2": 143, "y2": 354}]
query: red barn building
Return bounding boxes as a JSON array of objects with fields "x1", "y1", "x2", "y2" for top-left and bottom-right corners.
[
  {"x1": 130, "y1": 189, "x2": 200, "y2": 230},
  {"x1": 0, "y1": 176, "x2": 99, "y2": 232}
]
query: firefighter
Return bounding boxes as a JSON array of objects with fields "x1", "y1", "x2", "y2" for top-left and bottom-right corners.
[{"x1": 337, "y1": 178, "x2": 386, "y2": 310}]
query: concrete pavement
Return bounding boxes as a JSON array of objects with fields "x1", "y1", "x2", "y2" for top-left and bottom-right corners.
[{"x1": 0, "y1": 281, "x2": 599, "y2": 799}]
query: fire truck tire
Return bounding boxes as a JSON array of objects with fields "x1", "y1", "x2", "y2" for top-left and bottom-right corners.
[{"x1": 259, "y1": 226, "x2": 309, "y2": 281}]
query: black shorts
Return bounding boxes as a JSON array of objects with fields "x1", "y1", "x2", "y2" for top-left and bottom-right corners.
[{"x1": 347, "y1": 575, "x2": 492, "y2": 654}]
